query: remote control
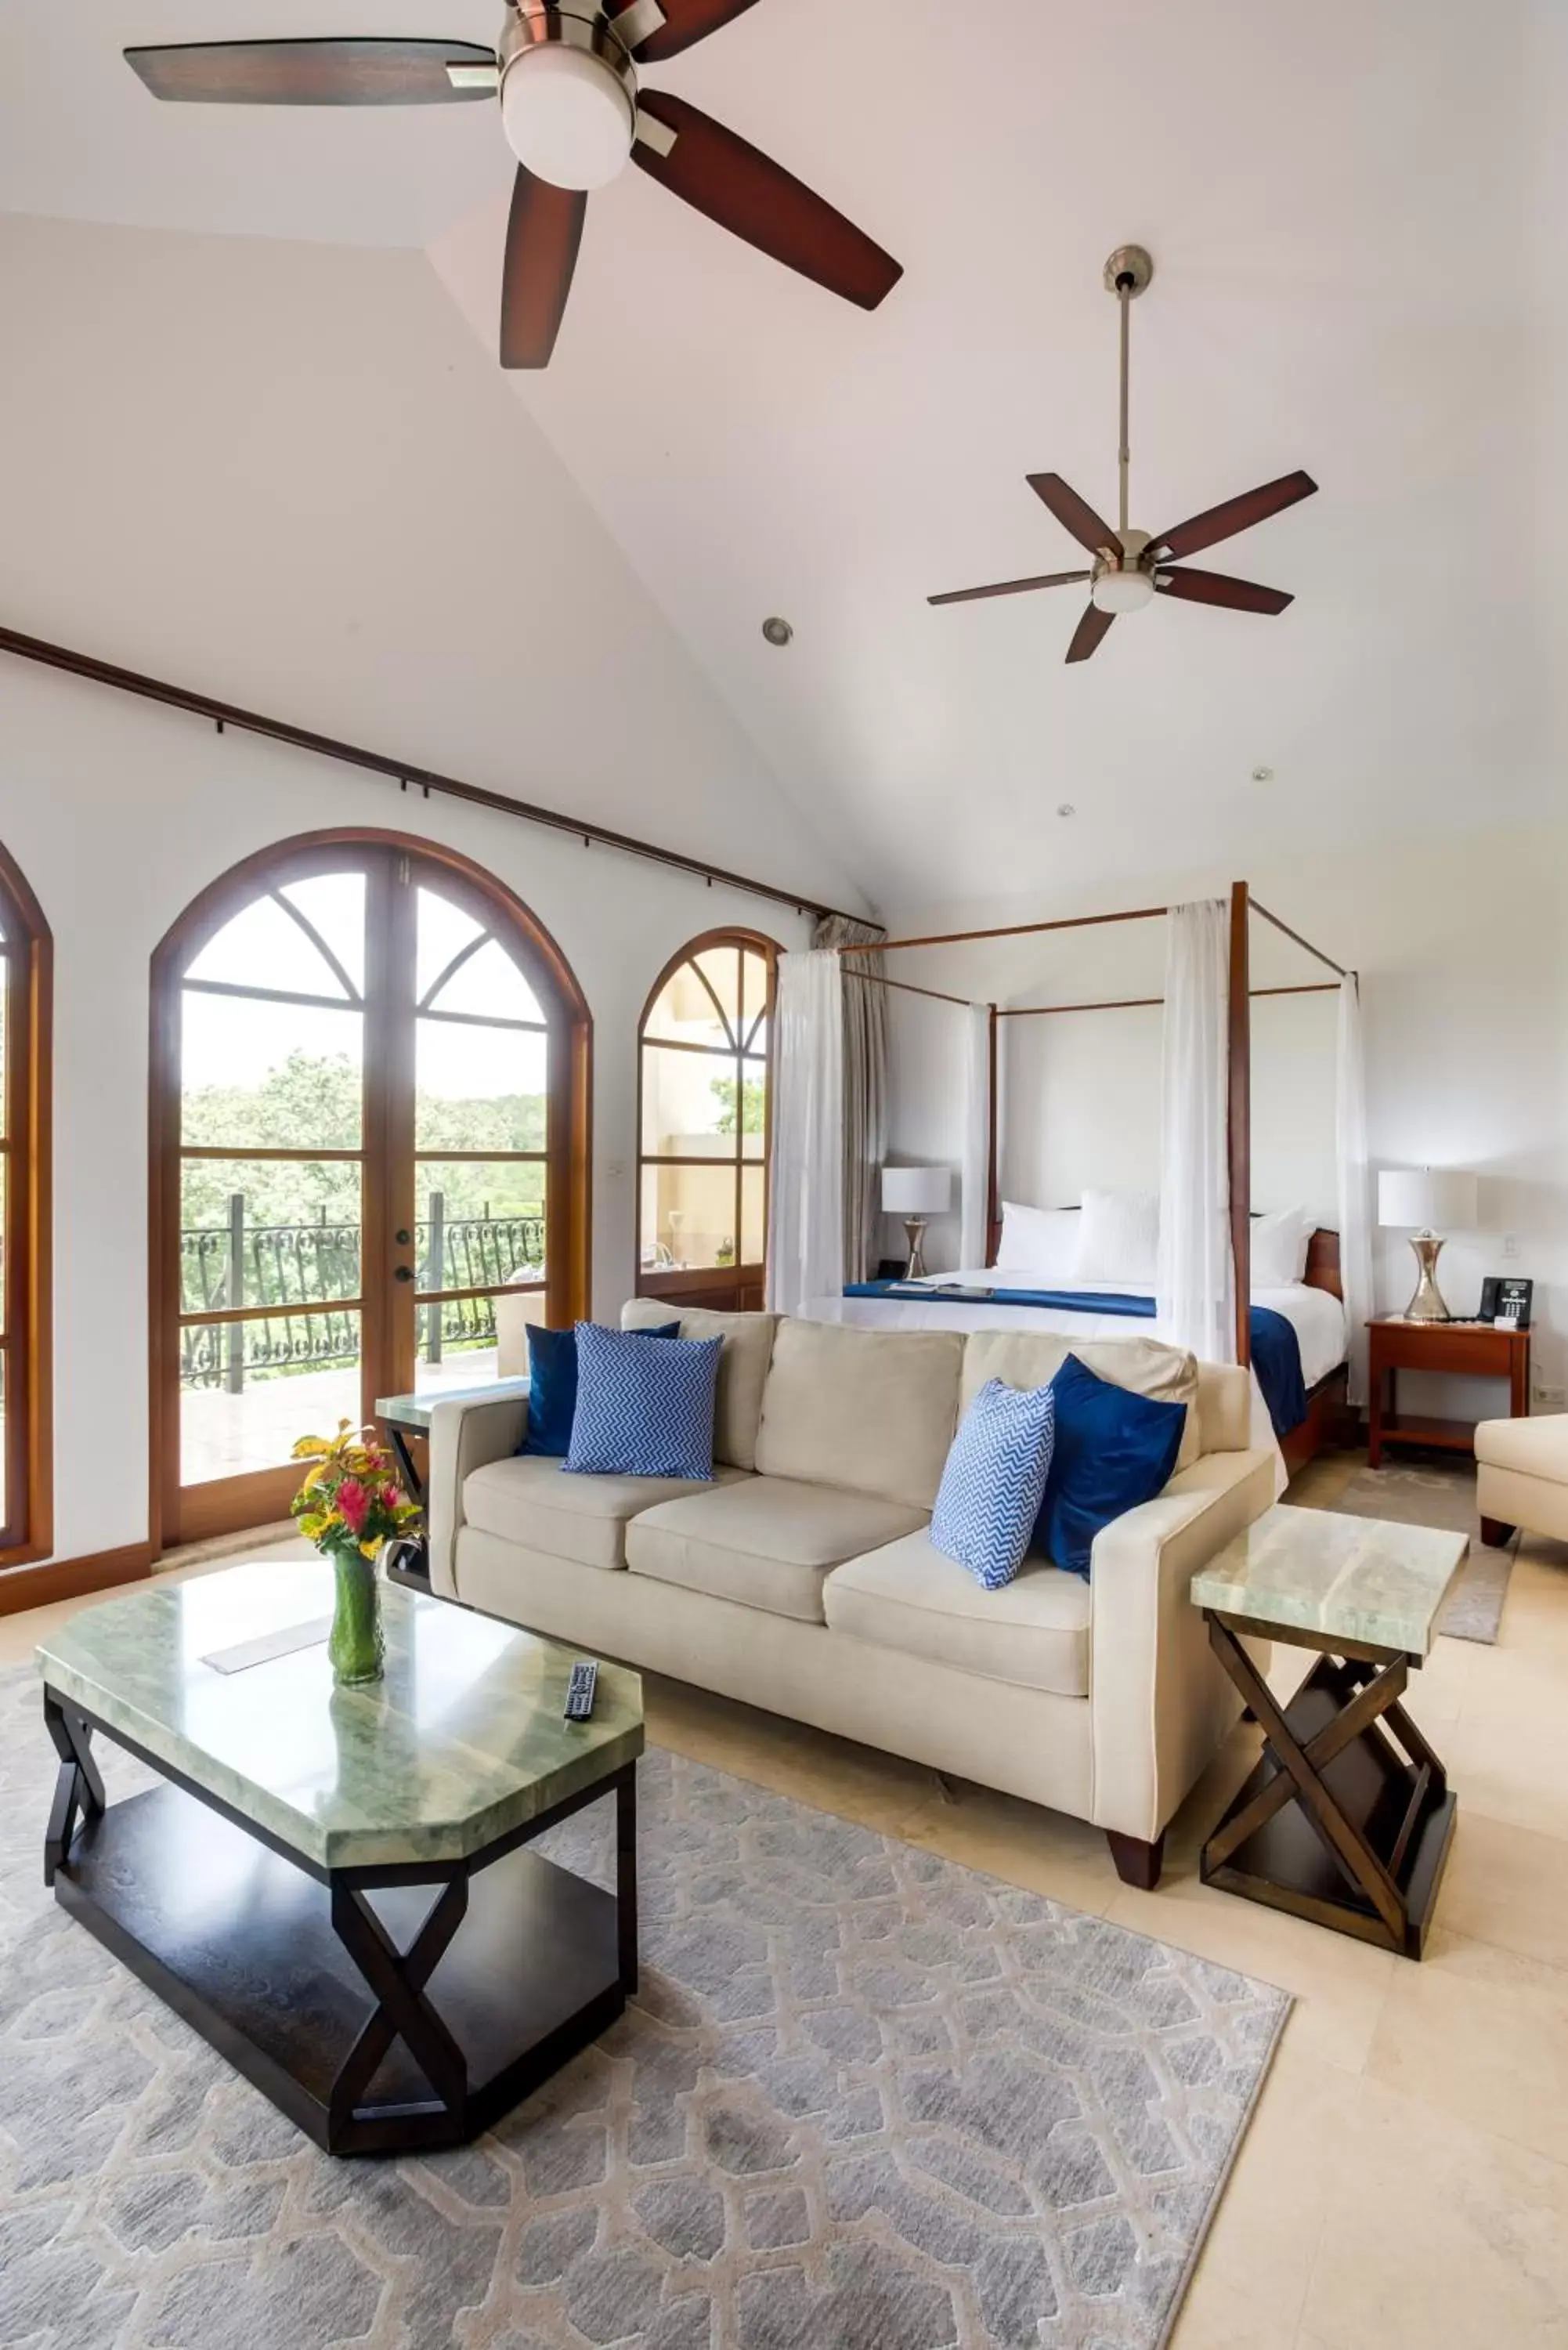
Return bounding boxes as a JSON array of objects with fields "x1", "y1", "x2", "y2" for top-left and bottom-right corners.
[{"x1": 564, "y1": 1659, "x2": 598, "y2": 1722}]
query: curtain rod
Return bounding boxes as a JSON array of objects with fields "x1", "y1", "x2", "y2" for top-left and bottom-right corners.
[
  {"x1": 844, "y1": 968, "x2": 970, "y2": 1008},
  {"x1": 0, "y1": 621, "x2": 868, "y2": 931},
  {"x1": 1249, "y1": 898, "x2": 1347, "y2": 978},
  {"x1": 837, "y1": 904, "x2": 1170, "y2": 956},
  {"x1": 997, "y1": 979, "x2": 1342, "y2": 1019}
]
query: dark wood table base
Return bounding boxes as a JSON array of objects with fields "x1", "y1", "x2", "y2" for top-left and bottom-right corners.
[
  {"x1": 44, "y1": 1689, "x2": 637, "y2": 2155},
  {"x1": 1199, "y1": 1614, "x2": 1456, "y2": 1959}
]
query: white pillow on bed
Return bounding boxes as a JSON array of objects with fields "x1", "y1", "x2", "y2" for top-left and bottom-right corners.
[
  {"x1": 996, "y1": 1201, "x2": 1080, "y2": 1282},
  {"x1": 1252, "y1": 1206, "x2": 1313, "y2": 1288},
  {"x1": 1072, "y1": 1188, "x2": 1160, "y2": 1287}
]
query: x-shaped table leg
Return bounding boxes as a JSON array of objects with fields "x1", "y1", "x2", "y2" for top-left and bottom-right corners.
[
  {"x1": 329, "y1": 1877, "x2": 470, "y2": 2135},
  {"x1": 43, "y1": 1690, "x2": 106, "y2": 1888}
]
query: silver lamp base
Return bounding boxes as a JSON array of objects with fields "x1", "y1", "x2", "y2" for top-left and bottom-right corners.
[
  {"x1": 1400, "y1": 1231, "x2": 1452, "y2": 1322},
  {"x1": 901, "y1": 1218, "x2": 930, "y2": 1280}
]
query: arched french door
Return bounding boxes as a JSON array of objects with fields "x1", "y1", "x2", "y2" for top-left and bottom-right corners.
[
  {"x1": 0, "y1": 841, "x2": 52, "y2": 1567},
  {"x1": 151, "y1": 833, "x2": 590, "y2": 1546},
  {"x1": 636, "y1": 930, "x2": 777, "y2": 1313}
]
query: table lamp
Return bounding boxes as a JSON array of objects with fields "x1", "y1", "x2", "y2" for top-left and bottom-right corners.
[
  {"x1": 1378, "y1": 1168, "x2": 1478, "y2": 1322},
  {"x1": 881, "y1": 1166, "x2": 953, "y2": 1280}
]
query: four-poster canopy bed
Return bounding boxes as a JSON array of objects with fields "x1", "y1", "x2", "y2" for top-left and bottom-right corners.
[{"x1": 815, "y1": 881, "x2": 1360, "y2": 1479}]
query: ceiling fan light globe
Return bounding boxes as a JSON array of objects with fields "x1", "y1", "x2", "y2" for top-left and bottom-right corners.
[
  {"x1": 500, "y1": 45, "x2": 634, "y2": 190},
  {"x1": 1090, "y1": 567, "x2": 1156, "y2": 615}
]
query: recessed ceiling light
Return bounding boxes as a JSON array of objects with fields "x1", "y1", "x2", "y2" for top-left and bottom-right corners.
[
  {"x1": 1252, "y1": 765, "x2": 1275, "y2": 783},
  {"x1": 761, "y1": 616, "x2": 794, "y2": 648},
  {"x1": 1057, "y1": 804, "x2": 1076, "y2": 819}
]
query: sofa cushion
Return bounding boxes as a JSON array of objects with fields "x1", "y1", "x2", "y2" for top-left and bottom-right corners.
[
  {"x1": 462, "y1": 1452, "x2": 747, "y2": 1572},
  {"x1": 1474, "y1": 1413, "x2": 1568, "y2": 1478},
  {"x1": 627, "y1": 1477, "x2": 929, "y2": 1625},
  {"x1": 824, "y1": 1531, "x2": 1093, "y2": 1698},
  {"x1": 754, "y1": 1320, "x2": 964, "y2": 1510},
  {"x1": 961, "y1": 1329, "x2": 1202, "y2": 1473},
  {"x1": 622, "y1": 1301, "x2": 779, "y2": 1471}
]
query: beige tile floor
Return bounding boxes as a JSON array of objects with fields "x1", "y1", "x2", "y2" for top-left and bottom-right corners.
[{"x1": 6, "y1": 1453, "x2": 1568, "y2": 2349}]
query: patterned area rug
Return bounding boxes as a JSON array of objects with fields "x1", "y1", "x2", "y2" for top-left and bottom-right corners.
[
  {"x1": 1324, "y1": 1458, "x2": 1516, "y2": 1643},
  {"x1": 0, "y1": 1663, "x2": 1289, "y2": 2350}
]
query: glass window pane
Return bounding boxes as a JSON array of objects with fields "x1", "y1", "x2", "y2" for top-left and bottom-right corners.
[
  {"x1": 642, "y1": 960, "x2": 733, "y2": 1050},
  {"x1": 740, "y1": 950, "x2": 770, "y2": 1029},
  {"x1": 180, "y1": 992, "x2": 363, "y2": 1150},
  {"x1": 642, "y1": 1045, "x2": 739, "y2": 1159},
  {"x1": 640, "y1": 1163, "x2": 739, "y2": 1272},
  {"x1": 694, "y1": 947, "x2": 743, "y2": 1039},
  {"x1": 0, "y1": 1157, "x2": 5, "y2": 1333},
  {"x1": 277, "y1": 873, "x2": 366, "y2": 996},
  {"x1": 414, "y1": 1162, "x2": 547, "y2": 1294},
  {"x1": 741, "y1": 1166, "x2": 766, "y2": 1266},
  {"x1": 0, "y1": 1347, "x2": 6, "y2": 1529},
  {"x1": 425, "y1": 936, "x2": 544, "y2": 1025},
  {"x1": 179, "y1": 1309, "x2": 361, "y2": 1485},
  {"x1": 415, "y1": 888, "x2": 484, "y2": 1005},
  {"x1": 179, "y1": 1161, "x2": 361, "y2": 1314},
  {"x1": 186, "y1": 895, "x2": 352, "y2": 1000},
  {"x1": 416, "y1": 1018, "x2": 548, "y2": 1152}
]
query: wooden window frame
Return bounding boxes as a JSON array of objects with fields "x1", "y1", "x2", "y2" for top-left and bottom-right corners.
[
  {"x1": 149, "y1": 828, "x2": 591, "y2": 1553},
  {"x1": 0, "y1": 841, "x2": 53, "y2": 1567},
  {"x1": 635, "y1": 929, "x2": 777, "y2": 1309}
]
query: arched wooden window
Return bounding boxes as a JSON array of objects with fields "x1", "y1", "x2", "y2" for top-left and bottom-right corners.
[
  {"x1": 0, "y1": 842, "x2": 52, "y2": 1567},
  {"x1": 150, "y1": 831, "x2": 590, "y2": 1547},
  {"x1": 638, "y1": 931, "x2": 777, "y2": 1313}
]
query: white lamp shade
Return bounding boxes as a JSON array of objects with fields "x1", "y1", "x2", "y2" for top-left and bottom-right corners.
[
  {"x1": 1378, "y1": 1168, "x2": 1478, "y2": 1231},
  {"x1": 881, "y1": 1166, "x2": 952, "y2": 1217}
]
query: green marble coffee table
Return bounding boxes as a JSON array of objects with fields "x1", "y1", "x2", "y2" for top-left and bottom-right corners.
[
  {"x1": 1192, "y1": 1504, "x2": 1467, "y2": 1959},
  {"x1": 36, "y1": 1561, "x2": 643, "y2": 2154}
]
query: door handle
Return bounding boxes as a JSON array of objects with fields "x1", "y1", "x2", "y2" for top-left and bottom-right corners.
[{"x1": 394, "y1": 1267, "x2": 414, "y2": 1284}]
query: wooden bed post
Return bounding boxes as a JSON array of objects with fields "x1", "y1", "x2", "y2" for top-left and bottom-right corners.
[
  {"x1": 985, "y1": 1003, "x2": 1001, "y2": 1265},
  {"x1": 1227, "y1": 882, "x2": 1252, "y2": 1366}
]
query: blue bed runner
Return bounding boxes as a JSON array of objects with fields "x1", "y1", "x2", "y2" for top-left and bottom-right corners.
[{"x1": 844, "y1": 1283, "x2": 1308, "y2": 1438}]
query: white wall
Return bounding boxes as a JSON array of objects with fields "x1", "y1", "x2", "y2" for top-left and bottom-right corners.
[{"x1": 883, "y1": 819, "x2": 1568, "y2": 1419}]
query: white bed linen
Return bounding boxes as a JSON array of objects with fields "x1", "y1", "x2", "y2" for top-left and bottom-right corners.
[{"x1": 800, "y1": 1271, "x2": 1347, "y2": 1495}]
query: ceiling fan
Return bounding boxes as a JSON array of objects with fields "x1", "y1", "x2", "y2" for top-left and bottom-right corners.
[
  {"x1": 124, "y1": 1, "x2": 902, "y2": 369},
  {"x1": 929, "y1": 246, "x2": 1317, "y2": 663}
]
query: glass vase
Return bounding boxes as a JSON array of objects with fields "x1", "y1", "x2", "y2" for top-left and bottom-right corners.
[{"x1": 326, "y1": 1545, "x2": 385, "y2": 1687}]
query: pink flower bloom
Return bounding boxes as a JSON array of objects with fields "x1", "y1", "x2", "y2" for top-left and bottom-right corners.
[{"x1": 337, "y1": 1477, "x2": 371, "y2": 1535}]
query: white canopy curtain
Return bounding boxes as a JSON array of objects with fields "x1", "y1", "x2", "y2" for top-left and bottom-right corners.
[
  {"x1": 814, "y1": 913, "x2": 889, "y2": 1283},
  {"x1": 766, "y1": 949, "x2": 845, "y2": 1315},
  {"x1": 1336, "y1": 972, "x2": 1375, "y2": 1407},
  {"x1": 1157, "y1": 899, "x2": 1235, "y2": 1363},
  {"x1": 960, "y1": 1003, "x2": 992, "y2": 1270}
]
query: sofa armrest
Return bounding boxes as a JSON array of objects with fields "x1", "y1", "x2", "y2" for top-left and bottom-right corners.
[
  {"x1": 1088, "y1": 1447, "x2": 1276, "y2": 1842},
  {"x1": 427, "y1": 1394, "x2": 529, "y2": 1599}
]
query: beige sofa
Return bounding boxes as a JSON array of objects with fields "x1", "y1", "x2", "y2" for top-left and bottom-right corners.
[
  {"x1": 428, "y1": 1308, "x2": 1276, "y2": 1887},
  {"x1": 1476, "y1": 1412, "x2": 1568, "y2": 1548}
]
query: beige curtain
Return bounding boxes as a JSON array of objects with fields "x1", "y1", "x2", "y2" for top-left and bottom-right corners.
[{"x1": 813, "y1": 915, "x2": 888, "y2": 1282}]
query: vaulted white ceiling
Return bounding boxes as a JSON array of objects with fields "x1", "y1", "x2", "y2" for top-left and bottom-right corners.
[{"x1": 3, "y1": 0, "x2": 1563, "y2": 914}]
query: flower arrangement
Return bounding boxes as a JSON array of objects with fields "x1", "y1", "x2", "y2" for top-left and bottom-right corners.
[{"x1": 290, "y1": 1422, "x2": 420, "y2": 1562}]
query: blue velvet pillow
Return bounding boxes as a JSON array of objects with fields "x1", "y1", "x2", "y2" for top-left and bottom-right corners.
[
  {"x1": 1035, "y1": 1353, "x2": 1187, "y2": 1579},
  {"x1": 930, "y1": 1378, "x2": 1057, "y2": 1590},
  {"x1": 565, "y1": 1323, "x2": 724, "y2": 1480},
  {"x1": 520, "y1": 1319, "x2": 678, "y2": 1459}
]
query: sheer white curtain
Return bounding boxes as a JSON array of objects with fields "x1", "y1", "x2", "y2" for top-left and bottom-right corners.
[
  {"x1": 959, "y1": 1003, "x2": 992, "y2": 1269},
  {"x1": 1336, "y1": 972, "x2": 1375, "y2": 1407},
  {"x1": 1157, "y1": 900, "x2": 1234, "y2": 1362},
  {"x1": 766, "y1": 949, "x2": 845, "y2": 1314}
]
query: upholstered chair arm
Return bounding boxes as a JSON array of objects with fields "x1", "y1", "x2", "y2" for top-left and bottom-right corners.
[
  {"x1": 1088, "y1": 1447, "x2": 1276, "y2": 1842},
  {"x1": 426, "y1": 1394, "x2": 529, "y2": 1600}
]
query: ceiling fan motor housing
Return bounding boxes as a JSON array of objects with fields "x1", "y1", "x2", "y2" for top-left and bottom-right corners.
[{"x1": 500, "y1": 2, "x2": 638, "y2": 188}]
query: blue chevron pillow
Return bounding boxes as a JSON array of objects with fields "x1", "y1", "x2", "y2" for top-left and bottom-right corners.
[
  {"x1": 930, "y1": 1378, "x2": 1057, "y2": 1590},
  {"x1": 566, "y1": 1322, "x2": 724, "y2": 1481}
]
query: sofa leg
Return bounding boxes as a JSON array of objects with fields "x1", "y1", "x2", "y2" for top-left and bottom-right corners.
[
  {"x1": 1480, "y1": 1516, "x2": 1516, "y2": 1549},
  {"x1": 1107, "y1": 1831, "x2": 1165, "y2": 1892}
]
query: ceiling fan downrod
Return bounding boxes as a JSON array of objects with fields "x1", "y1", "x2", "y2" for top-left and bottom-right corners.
[{"x1": 1103, "y1": 244, "x2": 1153, "y2": 546}]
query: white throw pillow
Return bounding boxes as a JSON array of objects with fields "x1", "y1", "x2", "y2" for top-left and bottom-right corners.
[
  {"x1": 995, "y1": 1201, "x2": 1081, "y2": 1282},
  {"x1": 1251, "y1": 1206, "x2": 1312, "y2": 1288},
  {"x1": 1072, "y1": 1189, "x2": 1161, "y2": 1288}
]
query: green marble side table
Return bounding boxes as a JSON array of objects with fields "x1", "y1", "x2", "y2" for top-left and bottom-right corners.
[
  {"x1": 36, "y1": 1560, "x2": 642, "y2": 2154},
  {"x1": 1191, "y1": 1503, "x2": 1467, "y2": 1959}
]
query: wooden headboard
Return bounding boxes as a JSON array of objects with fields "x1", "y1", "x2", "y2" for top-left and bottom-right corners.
[{"x1": 1304, "y1": 1227, "x2": 1343, "y2": 1301}]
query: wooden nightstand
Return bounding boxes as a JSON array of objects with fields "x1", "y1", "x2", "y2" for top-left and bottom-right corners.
[{"x1": 1367, "y1": 1317, "x2": 1530, "y2": 1470}]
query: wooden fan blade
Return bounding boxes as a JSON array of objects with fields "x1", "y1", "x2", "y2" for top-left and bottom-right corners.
[
  {"x1": 1026, "y1": 474, "x2": 1119, "y2": 556},
  {"x1": 1152, "y1": 470, "x2": 1317, "y2": 562},
  {"x1": 929, "y1": 570, "x2": 1089, "y2": 607},
  {"x1": 616, "y1": 0, "x2": 764, "y2": 63},
  {"x1": 633, "y1": 94, "x2": 901, "y2": 310},
  {"x1": 1065, "y1": 604, "x2": 1115, "y2": 663},
  {"x1": 1156, "y1": 568, "x2": 1293, "y2": 614},
  {"x1": 500, "y1": 168, "x2": 587, "y2": 370},
  {"x1": 124, "y1": 38, "x2": 498, "y2": 105}
]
